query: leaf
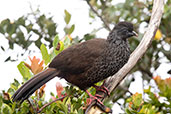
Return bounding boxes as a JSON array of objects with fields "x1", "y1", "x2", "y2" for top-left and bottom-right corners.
[
  {"x1": 49, "y1": 35, "x2": 60, "y2": 60},
  {"x1": 154, "y1": 29, "x2": 162, "y2": 40},
  {"x1": 64, "y1": 35, "x2": 72, "y2": 48},
  {"x1": 0, "y1": 46, "x2": 5, "y2": 51},
  {"x1": 7, "y1": 23, "x2": 16, "y2": 36},
  {"x1": 49, "y1": 50, "x2": 57, "y2": 62},
  {"x1": 56, "y1": 100, "x2": 68, "y2": 113},
  {"x1": 0, "y1": 19, "x2": 10, "y2": 26},
  {"x1": 9, "y1": 41, "x2": 14, "y2": 49},
  {"x1": 17, "y1": 17, "x2": 25, "y2": 26},
  {"x1": 82, "y1": 34, "x2": 95, "y2": 41},
  {"x1": 56, "y1": 82, "x2": 64, "y2": 98},
  {"x1": 3, "y1": 92, "x2": 10, "y2": 101},
  {"x1": 47, "y1": 23, "x2": 56, "y2": 36},
  {"x1": 68, "y1": 24, "x2": 75, "y2": 34},
  {"x1": 17, "y1": 61, "x2": 33, "y2": 82},
  {"x1": 125, "y1": 108, "x2": 133, "y2": 114},
  {"x1": 0, "y1": 25, "x2": 5, "y2": 34},
  {"x1": 4, "y1": 56, "x2": 11, "y2": 62},
  {"x1": 53, "y1": 35, "x2": 60, "y2": 49},
  {"x1": 132, "y1": 93, "x2": 143, "y2": 107},
  {"x1": 64, "y1": 10, "x2": 71, "y2": 24},
  {"x1": 36, "y1": 84, "x2": 46, "y2": 98},
  {"x1": 10, "y1": 79, "x2": 20, "y2": 91},
  {"x1": 35, "y1": 39, "x2": 42, "y2": 48},
  {"x1": 54, "y1": 41, "x2": 64, "y2": 55},
  {"x1": 1, "y1": 103, "x2": 12, "y2": 114},
  {"x1": 25, "y1": 56, "x2": 44, "y2": 75},
  {"x1": 40, "y1": 44, "x2": 50, "y2": 65}
]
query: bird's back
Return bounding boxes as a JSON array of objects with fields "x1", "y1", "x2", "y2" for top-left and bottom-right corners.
[{"x1": 49, "y1": 38, "x2": 107, "y2": 76}]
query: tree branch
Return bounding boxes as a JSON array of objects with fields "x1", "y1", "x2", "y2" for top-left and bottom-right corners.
[
  {"x1": 38, "y1": 95, "x2": 67, "y2": 113},
  {"x1": 86, "y1": 0, "x2": 164, "y2": 113},
  {"x1": 85, "y1": 0, "x2": 111, "y2": 31}
]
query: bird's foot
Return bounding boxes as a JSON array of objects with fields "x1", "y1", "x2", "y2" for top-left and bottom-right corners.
[
  {"x1": 93, "y1": 85, "x2": 110, "y2": 97},
  {"x1": 95, "y1": 94, "x2": 104, "y2": 98},
  {"x1": 86, "y1": 90, "x2": 103, "y2": 106}
]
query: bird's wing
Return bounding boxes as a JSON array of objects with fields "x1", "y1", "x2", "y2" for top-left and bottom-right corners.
[{"x1": 49, "y1": 38, "x2": 107, "y2": 74}]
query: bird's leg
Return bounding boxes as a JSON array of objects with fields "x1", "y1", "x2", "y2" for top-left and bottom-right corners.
[
  {"x1": 93, "y1": 80, "x2": 110, "y2": 97},
  {"x1": 95, "y1": 94, "x2": 104, "y2": 98},
  {"x1": 85, "y1": 90, "x2": 103, "y2": 106}
]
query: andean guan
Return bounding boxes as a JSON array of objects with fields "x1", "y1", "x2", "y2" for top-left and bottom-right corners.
[{"x1": 12, "y1": 21, "x2": 137, "y2": 105}]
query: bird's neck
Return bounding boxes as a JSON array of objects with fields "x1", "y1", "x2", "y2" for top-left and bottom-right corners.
[{"x1": 107, "y1": 31, "x2": 128, "y2": 46}]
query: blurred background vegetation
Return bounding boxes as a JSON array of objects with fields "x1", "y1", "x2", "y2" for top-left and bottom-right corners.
[{"x1": 0, "y1": 0, "x2": 170, "y2": 113}]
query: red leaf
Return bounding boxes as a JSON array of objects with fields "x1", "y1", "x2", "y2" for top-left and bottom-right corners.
[
  {"x1": 56, "y1": 82, "x2": 64, "y2": 98},
  {"x1": 25, "y1": 56, "x2": 44, "y2": 75}
]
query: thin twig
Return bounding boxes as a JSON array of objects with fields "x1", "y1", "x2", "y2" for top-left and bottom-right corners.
[
  {"x1": 85, "y1": 0, "x2": 111, "y2": 31},
  {"x1": 119, "y1": 85, "x2": 133, "y2": 95},
  {"x1": 116, "y1": 101, "x2": 125, "y2": 111},
  {"x1": 85, "y1": 102, "x2": 96, "y2": 114},
  {"x1": 38, "y1": 95, "x2": 67, "y2": 113},
  {"x1": 138, "y1": 66, "x2": 153, "y2": 78},
  {"x1": 27, "y1": 99, "x2": 37, "y2": 113}
]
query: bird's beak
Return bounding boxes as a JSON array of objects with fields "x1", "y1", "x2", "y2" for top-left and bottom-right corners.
[{"x1": 132, "y1": 31, "x2": 138, "y2": 37}]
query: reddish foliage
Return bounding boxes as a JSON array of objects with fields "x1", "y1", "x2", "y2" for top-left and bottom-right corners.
[{"x1": 25, "y1": 56, "x2": 44, "y2": 75}]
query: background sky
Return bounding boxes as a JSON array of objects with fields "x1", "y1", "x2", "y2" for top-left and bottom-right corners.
[{"x1": 0, "y1": 0, "x2": 170, "y2": 113}]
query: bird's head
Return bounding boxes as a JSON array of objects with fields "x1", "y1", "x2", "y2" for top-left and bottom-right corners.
[{"x1": 113, "y1": 21, "x2": 138, "y2": 40}]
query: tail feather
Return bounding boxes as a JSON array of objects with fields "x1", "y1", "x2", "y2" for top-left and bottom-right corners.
[{"x1": 12, "y1": 68, "x2": 59, "y2": 103}]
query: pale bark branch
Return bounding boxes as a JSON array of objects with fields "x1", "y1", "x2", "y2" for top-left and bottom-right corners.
[{"x1": 86, "y1": 0, "x2": 164, "y2": 113}]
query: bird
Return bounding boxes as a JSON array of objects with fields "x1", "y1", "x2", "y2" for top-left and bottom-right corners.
[{"x1": 12, "y1": 21, "x2": 137, "y2": 105}]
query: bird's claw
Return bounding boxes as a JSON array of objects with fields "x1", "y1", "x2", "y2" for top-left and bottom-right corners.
[
  {"x1": 86, "y1": 90, "x2": 104, "y2": 106},
  {"x1": 93, "y1": 85, "x2": 110, "y2": 97}
]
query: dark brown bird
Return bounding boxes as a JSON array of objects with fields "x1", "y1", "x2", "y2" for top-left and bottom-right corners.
[{"x1": 12, "y1": 22, "x2": 137, "y2": 104}]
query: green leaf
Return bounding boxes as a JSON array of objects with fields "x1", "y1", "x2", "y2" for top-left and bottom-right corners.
[
  {"x1": 1, "y1": 103, "x2": 12, "y2": 114},
  {"x1": 64, "y1": 10, "x2": 71, "y2": 24},
  {"x1": 49, "y1": 50, "x2": 57, "y2": 62},
  {"x1": 35, "y1": 39, "x2": 41, "y2": 48},
  {"x1": 47, "y1": 23, "x2": 56, "y2": 37},
  {"x1": 40, "y1": 44, "x2": 50, "y2": 65},
  {"x1": 78, "y1": 109, "x2": 84, "y2": 114},
  {"x1": 64, "y1": 25, "x2": 75, "y2": 35},
  {"x1": 0, "y1": 25, "x2": 5, "y2": 34},
  {"x1": 56, "y1": 100, "x2": 68, "y2": 114},
  {"x1": 7, "y1": 23, "x2": 16, "y2": 36},
  {"x1": 17, "y1": 61, "x2": 33, "y2": 82},
  {"x1": 17, "y1": 17, "x2": 25, "y2": 26},
  {"x1": 64, "y1": 36, "x2": 72, "y2": 48},
  {"x1": 68, "y1": 24, "x2": 75, "y2": 34},
  {"x1": 49, "y1": 35, "x2": 60, "y2": 60},
  {"x1": 125, "y1": 108, "x2": 132, "y2": 114},
  {"x1": 0, "y1": 19, "x2": 10, "y2": 26},
  {"x1": 54, "y1": 41, "x2": 64, "y2": 55},
  {"x1": 53, "y1": 35, "x2": 60, "y2": 49},
  {"x1": 0, "y1": 94, "x2": 3, "y2": 108},
  {"x1": 132, "y1": 93, "x2": 142, "y2": 107},
  {"x1": 10, "y1": 79, "x2": 20, "y2": 91},
  {"x1": 82, "y1": 34, "x2": 95, "y2": 41}
]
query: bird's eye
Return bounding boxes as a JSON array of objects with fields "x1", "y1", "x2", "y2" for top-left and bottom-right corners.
[
  {"x1": 122, "y1": 29, "x2": 129, "y2": 34},
  {"x1": 119, "y1": 28, "x2": 130, "y2": 36}
]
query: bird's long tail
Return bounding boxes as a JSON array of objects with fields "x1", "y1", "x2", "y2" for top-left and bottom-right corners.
[{"x1": 12, "y1": 68, "x2": 59, "y2": 103}]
